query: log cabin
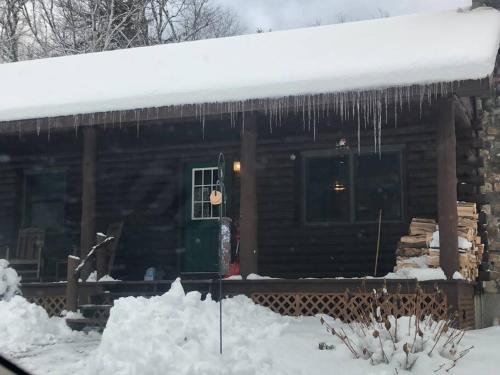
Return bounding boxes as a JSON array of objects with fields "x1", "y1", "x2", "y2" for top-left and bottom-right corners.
[{"x1": 1, "y1": 7, "x2": 500, "y2": 328}]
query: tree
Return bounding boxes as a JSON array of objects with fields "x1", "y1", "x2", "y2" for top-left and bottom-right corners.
[
  {"x1": 0, "y1": 0, "x2": 27, "y2": 62},
  {"x1": 145, "y1": 0, "x2": 242, "y2": 45},
  {"x1": 22, "y1": 0, "x2": 148, "y2": 56},
  {"x1": 18, "y1": 0, "x2": 242, "y2": 59}
]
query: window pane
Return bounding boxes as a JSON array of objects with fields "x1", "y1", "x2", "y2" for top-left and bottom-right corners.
[
  {"x1": 194, "y1": 170, "x2": 202, "y2": 185},
  {"x1": 305, "y1": 156, "x2": 350, "y2": 222},
  {"x1": 29, "y1": 172, "x2": 65, "y2": 201},
  {"x1": 31, "y1": 202, "x2": 64, "y2": 230},
  {"x1": 212, "y1": 169, "x2": 219, "y2": 186},
  {"x1": 202, "y1": 186, "x2": 210, "y2": 201},
  {"x1": 193, "y1": 203, "x2": 202, "y2": 218},
  {"x1": 355, "y1": 153, "x2": 402, "y2": 221},
  {"x1": 26, "y1": 172, "x2": 66, "y2": 230},
  {"x1": 203, "y1": 170, "x2": 211, "y2": 186},
  {"x1": 203, "y1": 203, "x2": 211, "y2": 218},
  {"x1": 194, "y1": 187, "x2": 202, "y2": 201}
]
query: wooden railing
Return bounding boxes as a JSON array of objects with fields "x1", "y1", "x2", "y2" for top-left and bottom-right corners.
[{"x1": 66, "y1": 236, "x2": 115, "y2": 311}]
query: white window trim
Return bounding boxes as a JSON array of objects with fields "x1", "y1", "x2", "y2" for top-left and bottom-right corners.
[{"x1": 191, "y1": 167, "x2": 219, "y2": 221}]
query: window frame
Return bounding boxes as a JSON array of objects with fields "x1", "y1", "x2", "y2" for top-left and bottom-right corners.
[
  {"x1": 301, "y1": 145, "x2": 406, "y2": 226},
  {"x1": 191, "y1": 166, "x2": 220, "y2": 221}
]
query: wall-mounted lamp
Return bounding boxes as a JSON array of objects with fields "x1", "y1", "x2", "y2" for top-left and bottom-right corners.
[
  {"x1": 233, "y1": 160, "x2": 241, "y2": 173},
  {"x1": 331, "y1": 180, "x2": 346, "y2": 192}
]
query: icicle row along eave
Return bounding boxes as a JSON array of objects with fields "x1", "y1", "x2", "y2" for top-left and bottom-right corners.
[{"x1": 0, "y1": 78, "x2": 490, "y2": 150}]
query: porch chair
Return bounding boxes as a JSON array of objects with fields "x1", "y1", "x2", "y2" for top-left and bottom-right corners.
[{"x1": 7, "y1": 228, "x2": 46, "y2": 281}]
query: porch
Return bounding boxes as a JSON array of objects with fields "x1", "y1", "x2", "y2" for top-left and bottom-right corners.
[
  {"x1": 21, "y1": 278, "x2": 476, "y2": 329},
  {"x1": 0, "y1": 95, "x2": 482, "y2": 283}
]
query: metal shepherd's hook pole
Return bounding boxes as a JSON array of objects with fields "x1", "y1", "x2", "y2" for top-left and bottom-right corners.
[{"x1": 217, "y1": 152, "x2": 226, "y2": 355}]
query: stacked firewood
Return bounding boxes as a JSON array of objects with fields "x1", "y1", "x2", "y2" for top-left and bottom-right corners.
[
  {"x1": 395, "y1": 202, "x2": 484, "y2": 281},
  {"x1": 455, "y1": 202, "x2": 484, "y2": 280}
]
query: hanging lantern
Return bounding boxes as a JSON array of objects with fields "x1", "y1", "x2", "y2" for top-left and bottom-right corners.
[{"x1": 210, "y1": 190, "x2": 223, "y2": 205}]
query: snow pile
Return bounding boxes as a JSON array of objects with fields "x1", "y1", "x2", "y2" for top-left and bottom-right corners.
[
  {"x1": 320, "y1": 314, "x2": 473, "y2": 373},
  {"x1": 87, "y1": 278, "x2": 289, "y2": 375},
  {"x1": 385, "y1": 267, "x2": 446, "y2": 281},
  {"x1": 0, "y1": 259, "x2": 20, "y2": 301},
  {"x1": 0, "y1": 296, "x2": 78, "y2": 354},
  {"x1": 83, "y1": 271, "x2": 119, "y2": 282},
  {"x1": 430, "y1": 231, "x2": 472, "y2": 250},
  {"x1": 0, "y1": 8, "x2": 499, "y2": 122}
]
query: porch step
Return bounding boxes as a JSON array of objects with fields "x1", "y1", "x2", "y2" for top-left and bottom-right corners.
[
  {"x1": 66, "y1": 318, "x2": 107, "y2": 332},
  {"x1": 17, "y1": 270, "x2": 39, "y2": 282},
  {"x1": 79, "y1": 304, "x2": 112, "y2": 320},
  {"x1": 91, "y1": 291, "x2": 161, "y2": 305}
]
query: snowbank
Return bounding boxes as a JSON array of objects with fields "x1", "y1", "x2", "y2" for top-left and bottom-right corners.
[
  {"x1": 0, "y1": 8, "x2": 499, "y2": 122},
  {"x1": 0, "y1": 259, "x2": 20, "y2": 300},
  {"x1": 88, "y1": 278, "x2": 289, "y2": 375},
  {"x1": 0, "y1": 296, "x2": 78, "y2": 354}
]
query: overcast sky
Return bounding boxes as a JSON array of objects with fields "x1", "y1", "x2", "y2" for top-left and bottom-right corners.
[{"x1": 215, "y1": 0, "x2": 472, "y2": 32}]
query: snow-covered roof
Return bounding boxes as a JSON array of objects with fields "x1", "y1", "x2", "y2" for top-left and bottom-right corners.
[{"x1": 0, "y1": 7, "x2": 499, "y2": 122}]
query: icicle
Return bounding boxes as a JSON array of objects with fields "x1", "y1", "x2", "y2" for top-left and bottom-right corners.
[
  {"x1": 356, "y1": 94, "x2": 361, "y2": 154},
  {"x1": 202, "y1": 104, "x2": 206, "y2": 140},
  {"x1": 241, "y1": 101, "x2": 245, "y2": 131},
  {"x1": 302, "y1": 96, "x2": 306, "y2": 131},
  {"x1": 135, "y1": 109, "x2": 140, "y2": 137}
]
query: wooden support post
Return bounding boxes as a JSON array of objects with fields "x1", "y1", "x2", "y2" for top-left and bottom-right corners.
[
  {"x1": 239, "y1": 113, "x2": 258, "y2": 277},
  {"x1": 96, "y1": 233, "x2": 107, "y2": 280},
  {"x1": 80, "y1": 127, "x2": 97, "y2": 280},
  {"x1": 66, "y1": 256, "x2": 79, "y2": 312},
  {"x1": 436, "y1": 98, "x2": 459, "y2": 279}
]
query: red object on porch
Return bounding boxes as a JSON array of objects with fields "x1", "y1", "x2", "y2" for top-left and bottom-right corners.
[
  {"x1": 225, "y1": 221, "x2": 241, "y2": 277},
  {"x1": 227, "y1": 262, "x2": 240, "y2": 276}
]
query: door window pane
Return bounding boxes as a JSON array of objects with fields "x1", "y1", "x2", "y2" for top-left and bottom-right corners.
[
  {"x1": 354, "y1": 153, "x2": 402, "y2": 221},
  {"x1": 194, "y1": 187, "x2": 202, "y2": 201},
  {"x1": 194, "y1": 170, "x2": 203, "y2": 185},
  {"x1": 305, "y1": 156, "x2": 350, "y2": 222}
]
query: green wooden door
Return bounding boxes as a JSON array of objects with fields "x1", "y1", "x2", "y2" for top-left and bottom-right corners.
[{"x1": 183, "y1": 164, "x2": 221, "y2": 272}]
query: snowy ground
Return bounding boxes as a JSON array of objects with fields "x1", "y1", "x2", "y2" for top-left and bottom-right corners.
[
  {"x1": 6, "y1": 335, "x2": 99, "y2": 375},
  {"x1": 1, "y1": 279, "x2": 500, "y2": 375},
  {"x1": 3, "y1": 317, "x2": 500, "y2": 375}
]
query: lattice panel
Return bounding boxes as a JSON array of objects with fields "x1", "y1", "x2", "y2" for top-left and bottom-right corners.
[
  {"x1": 252, "y1": 293, "x2": 298, "y2": 315},
  {"x1": 252, "y1": 293, "x2": 447, "y2": 321},
  {"x1": 26, "y1": 295, "x2": 66, "y2": 317}
]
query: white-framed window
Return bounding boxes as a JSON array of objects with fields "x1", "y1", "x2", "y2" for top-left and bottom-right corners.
[{"x1": 191, "y1": 167, "x2": 220, "y2": 220}]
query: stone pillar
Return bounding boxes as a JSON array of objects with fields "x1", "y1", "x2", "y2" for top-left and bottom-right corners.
[
  {"x1": 473, "y1": 0, "x2": 500, "y2": 281},
  {"x1": 472, "y1": 0, "x2": 500, "y2": 8}
]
